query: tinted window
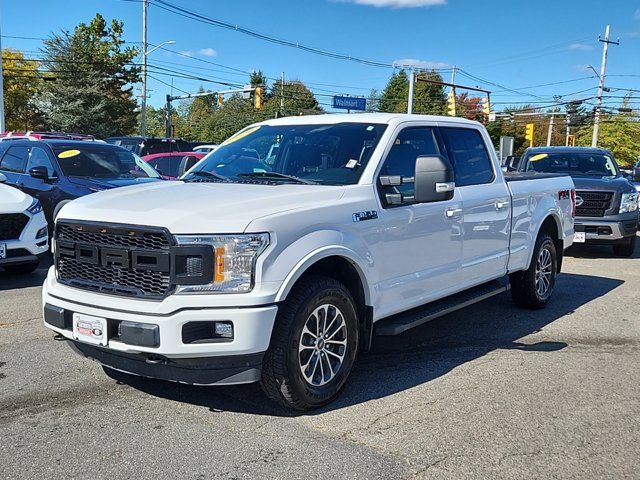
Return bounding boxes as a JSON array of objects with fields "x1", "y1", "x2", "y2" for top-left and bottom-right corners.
[
  {"x1": 0, "y1": 146, "x2": 29, "y2": 173},
  {"x1": 524, "y1": 152, "x2": 618, "y2": 177},
  {"x1": 379, "y1": 126, "x2": 440, "y2": 198},
  {"x1": 441, "y1": 128, "x2": 493, "y2": 187},
  {"x1": 27, "y1": 147, "x2": 56, "y2": 177},
  {"x1": 149, "y1": 156, "x2": 180, "y2": 177},
  {"x1": 53, "y1": 145, "x2": 160, "y2": 179},
  {"x1": 143, "y1": 140, "x2": 175, "y2": 156}
]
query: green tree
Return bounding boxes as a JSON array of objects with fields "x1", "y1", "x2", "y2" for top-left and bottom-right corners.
[
  {"x1": 265, "y1": 78, "x2": 322, "y2": 117},
  {"x1": 575, "y1": 115, "x2": 640, "y2": 167},
  {"x1": 40, "y1": 14, "x2": 140, "y2": 137},
  {"x1": 2, "y1": 49, "x2": 48, "y2": 130},
  {"x1": 378, "y1": 69, "x2": 447, "y2": 114},
  {"x1": 366, "y1": 89, "x2": 380, "y2": 112}
]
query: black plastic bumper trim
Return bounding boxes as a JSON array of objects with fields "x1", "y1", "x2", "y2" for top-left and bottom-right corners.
[{"x1": 67, "y1": 340, "x2": 264, "y2": 385}]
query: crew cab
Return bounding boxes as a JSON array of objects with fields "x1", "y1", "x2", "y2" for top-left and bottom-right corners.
[
  {"x1": 518, "y1": 147, "x2": 638, "y2": 256},
  {"x1": 0, "y1": 140, "x2": 162, "y2": 228},
  {"x1": 0, "y1": 173, "x2": 49, "y2": 274},
  {"x1": 43, "y1": 114, "x2": 575, "y2": 410}
]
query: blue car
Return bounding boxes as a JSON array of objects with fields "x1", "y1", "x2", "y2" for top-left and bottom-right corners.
[{"x1": 0, "y1": 139, "x2": 162, "y2": 228}]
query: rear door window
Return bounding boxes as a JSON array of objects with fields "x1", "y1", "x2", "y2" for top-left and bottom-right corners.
[
  {"x1": 440, "y1": 127, "x2": 494, "y2": 187},
  {"x1": 0, "y1": 146, "x2": 30, "y2": 173}
]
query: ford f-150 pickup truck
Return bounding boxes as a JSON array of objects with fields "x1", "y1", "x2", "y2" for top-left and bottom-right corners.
[{"x1": 43, "y1": 114, "x2": 575, "y2": 410}]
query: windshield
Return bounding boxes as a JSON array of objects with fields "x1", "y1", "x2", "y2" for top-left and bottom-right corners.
[
  {"x1": 185, "y1": 122, "x2": 387, "y2": 185},
  {"x1": 524, "y1": 152, "x2": 619, "y2": 177},
  {"x1": 54, "y1": 145, "x2": 161, "y2": 179}
]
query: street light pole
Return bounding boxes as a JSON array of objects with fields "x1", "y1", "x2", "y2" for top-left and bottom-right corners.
[
  {"x1": 407, "y1": 67, "x2": 415, "y2": 114},
  {"x1": 0, "y1": 9, "x2": 6, "y2": 133},
  {"x1": 140, "y1": 0, "x2": 148, "y2": 136}
]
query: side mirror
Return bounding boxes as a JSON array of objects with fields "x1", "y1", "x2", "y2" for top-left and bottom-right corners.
[
  {"x1": 178, "y1": 156, "x2": 200, "y2": 178},
  {"x1": 29, "y1": 166, "x2": 49, "y2": 181},
  {"x1": 414, "y1": 155, "x2": 455, "y2": 203},
  {"x1": 0, "y1": 172, "x2": 6, "y2": 183}
]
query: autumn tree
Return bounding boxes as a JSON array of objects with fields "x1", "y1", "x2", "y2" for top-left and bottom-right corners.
[{"x1": 2, "y1": 49, "x2": 48, "y2": 130}]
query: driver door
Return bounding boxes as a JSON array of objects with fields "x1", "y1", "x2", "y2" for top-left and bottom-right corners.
[{"x1": 372, "y1": 125, "x2": 463, "y2": 319}]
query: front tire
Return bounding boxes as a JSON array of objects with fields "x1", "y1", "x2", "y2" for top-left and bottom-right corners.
[
  {"x1": 613, "y1": 235, "x2": 636, "y2": 257},
  {"x1": 261, "y1": 275, "x2": 359, "y2": 411},
  {"x1": 510, "y1": 233, "x2": 557, "y2": 309}
]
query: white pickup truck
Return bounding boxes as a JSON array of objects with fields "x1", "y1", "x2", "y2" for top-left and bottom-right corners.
[{"x1": 43, "y1": 114, "x2": 575, "y2": 410}]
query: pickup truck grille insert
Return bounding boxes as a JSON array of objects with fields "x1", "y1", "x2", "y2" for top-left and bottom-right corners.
[
  {"x1": 575, "y1": 190, "x2": 614, "y2": 217},
  {"x1": 55, "y1": 221, "x2": 174, "y2": 299},
  {"x1": 0, "y1": 213, "x2": 29, "y2": 240}
]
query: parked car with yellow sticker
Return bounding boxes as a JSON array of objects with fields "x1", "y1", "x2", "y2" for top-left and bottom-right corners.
[{"x1": 0, "y1": 139, "x2": 163, "y2": 228}]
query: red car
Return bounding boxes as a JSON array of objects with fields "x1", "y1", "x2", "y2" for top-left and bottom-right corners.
[{"x1": 142, "y1": 152, "x2": 205, "y2": 179}]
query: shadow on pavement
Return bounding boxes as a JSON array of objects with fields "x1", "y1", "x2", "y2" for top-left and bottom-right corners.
[
  {"x1": 109, "y1": 271, "x2": 623, "y2": 416},
  {"x1": 0, "y1": 256, "x2": 52, "y2": 290}
]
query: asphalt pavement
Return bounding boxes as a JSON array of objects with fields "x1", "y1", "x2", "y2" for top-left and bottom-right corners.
[{"x1": 1, "y1": 246, "x2": 639, "y2": 479}]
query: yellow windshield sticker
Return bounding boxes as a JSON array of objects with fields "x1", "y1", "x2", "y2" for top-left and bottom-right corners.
[
  {"x1": 530, "y1": 153, "x2": 549, "y2": 162},
  {"x1": 58, "y1": 149, "x2": 81, "y2": 159},
  {"x1": 221, "y1": 126, "x2": 261, "y2": 146}
]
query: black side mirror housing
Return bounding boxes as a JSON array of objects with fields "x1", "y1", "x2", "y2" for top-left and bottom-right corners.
[
  {"x1": 414, "y1": 155, "x2": 455, "y2": 203},
  {"x1": 29, "y1": 166, "x2": 49, "y2": 181}
]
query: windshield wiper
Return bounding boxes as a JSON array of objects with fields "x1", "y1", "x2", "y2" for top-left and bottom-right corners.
[
  {"x1": 183, "y1": 170, "x2": 230, "y2": 182},
  {"x1": 236, "y1": 172, "x2": 317, "y2": 185}
]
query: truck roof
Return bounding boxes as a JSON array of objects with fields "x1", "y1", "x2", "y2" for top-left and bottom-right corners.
[
  {"x1": 258, "y1": 112, "x2": 482, "y2": 128},
  {"x1": 525, "y1": 146, "x2": 612, "y2": 155}
]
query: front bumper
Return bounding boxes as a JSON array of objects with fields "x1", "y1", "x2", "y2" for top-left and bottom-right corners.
[
  {"x1": 0, "y1": 211, "x2": 49, "y2": 267},
  {"x1": 42, "y1": 278, "x2": 279, "y2": 385},
  {"x1": 574, "y1": 214, "x2": 638, "y2": 244}
]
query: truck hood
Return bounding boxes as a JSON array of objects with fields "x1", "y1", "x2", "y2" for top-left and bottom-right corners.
[
  {"x1": 571, "y1": 175, "x2": 636, "y2": 194},
  {"x1": 0, "y1": 183, "x2": 32, "y2": 214},
  {"x1": 58, "y1": 181, "x2": 346, "y2": 233}
]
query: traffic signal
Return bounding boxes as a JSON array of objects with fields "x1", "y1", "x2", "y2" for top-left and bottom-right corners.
[
  {"x1": 525, "y1": 123, "x2": 535, "y2": 147},
  {"x1": 567, "y1": 134, "x2": 576, "y2": 147},
  {"x1": 254, "y1": 86, "x2": 263, "y2": 110},
  {"x1": 217, "y1": 93, "x2": 224, "y2": 108},
  {"x1": 447, "y1": 89, "x2": 456, "y2": 116},
  {"x1": 482, "y1": 97, "x2": 490, "y2": 116}
]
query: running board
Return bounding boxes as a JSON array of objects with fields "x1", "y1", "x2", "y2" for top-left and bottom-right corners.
[{"x1": 374, "y1": 276, "x2": 510, "y2": 336}]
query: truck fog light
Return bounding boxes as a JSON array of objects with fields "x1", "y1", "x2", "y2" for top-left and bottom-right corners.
[
  {"x1": 214, "y1": 322, "x2": 233, "y2": 338},
  {"x1": 36, "y1": 227, "x2": 48, "y2": 239}
]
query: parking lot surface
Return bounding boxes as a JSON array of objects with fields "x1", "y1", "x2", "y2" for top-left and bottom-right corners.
[{"x1": 1, "y1": 247, "x2": 639, "y2": 479}]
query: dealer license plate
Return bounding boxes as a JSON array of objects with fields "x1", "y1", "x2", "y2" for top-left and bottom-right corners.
[
  {"x1": 574, "y1": 232, "x2": 586, "y2": 243},
  {"x1": 0, "y1": 243, "x2": 6, "y2": 259},
  {"x1": 72, "y1": 313, "x2": 108, "y2": 346}
]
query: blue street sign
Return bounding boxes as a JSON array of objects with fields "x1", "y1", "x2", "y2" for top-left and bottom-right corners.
[{"x1": 332, "y1": 96, "x2": 367, "y2": 111}]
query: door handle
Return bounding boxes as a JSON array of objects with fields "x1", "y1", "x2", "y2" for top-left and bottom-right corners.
[
  {"x1": 445, "y1": 207, "x2": 463, "y2": 218},
  {"x1": 495, "y1": 200, "x2": 509, "y2": 210}
]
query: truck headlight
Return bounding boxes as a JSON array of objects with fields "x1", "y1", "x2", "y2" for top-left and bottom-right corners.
[
  {"x1": 174, "y1": 233, "x2": 269, "y2": 293},
  {"x1": 620, "y1": 192, "x2": 639, "y2": 213}
]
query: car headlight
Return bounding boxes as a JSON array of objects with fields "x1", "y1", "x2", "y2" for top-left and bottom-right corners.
[
  {"x1": 27, "y1": 198, "x2": 43, "y2": 215},
  {"x1": 174, "y1": 233, "x2": 269, "y2": 293},
  {"x1": 620, "y1": 192, "x2": 639, "y2": 213}
]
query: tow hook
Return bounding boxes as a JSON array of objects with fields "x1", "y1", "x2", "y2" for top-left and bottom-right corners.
[
  {"x1": 145, "y1": 356, "x2": 164, "y2": 365},
  {"x1": 53, "y1": 333, "x2": 66, "y2": 341}
]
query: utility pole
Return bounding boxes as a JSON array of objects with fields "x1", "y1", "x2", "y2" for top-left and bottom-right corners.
[
  {"x1": 280, "y1": 72, "x2": 285, "y2": 118},
  {"x1": 592, "y1": 25, "x2": 619, "y2": 147},
  {"x1": 0, "y1": 9, "x2": 5, "y2": 133},
  {"x1": 407, "y1": 67, "x2": 415, "y2": 114},
  {"x1": 546, "y1": 114, "x2": 554, "y2": 146},
  {"x1": 140, "y1": 0, "x2": 148, "y2": 136}
]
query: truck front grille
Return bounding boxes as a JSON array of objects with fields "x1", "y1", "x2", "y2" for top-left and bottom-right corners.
[
  {"x1": 55, "y1": 221, "x2": 174, "y2": 299},
  {"x1": 575, "y1": 191, "x2": 614, "y2": 217},
  {"x1": 0, "y1": 213, "x2": 29, "y2": 240}
]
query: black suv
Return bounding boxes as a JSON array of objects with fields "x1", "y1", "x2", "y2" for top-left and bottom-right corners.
[
  {"x1": 0, "y1": 140, "x2": 162, "y2": 227},
  {"x1": 519, "y1": 146, "x2": 639, "y2": 256},
  {"x1": 105, "y1": 136, "x2": 192, "y2": 157}
]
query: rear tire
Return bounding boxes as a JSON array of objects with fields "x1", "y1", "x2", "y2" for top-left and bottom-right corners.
[
  {"x1": 261, "y1": 275, "x2": 359, "y2": 411},
  {"x1": 613, "y1": 235, "x2": 636, "y2": 257},
  {"x1": 510, "y1": 233, "x2": 557, "y2": 309},
  {"x1": 3, "y1": 262, "x2": 39, "y2": 274}
]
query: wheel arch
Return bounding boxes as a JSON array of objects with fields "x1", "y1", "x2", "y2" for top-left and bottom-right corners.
[{"x1": 537, "y1": 214, "x2": 564, "y2": 273}]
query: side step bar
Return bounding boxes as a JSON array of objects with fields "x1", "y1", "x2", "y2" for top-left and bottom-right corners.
[{"x1": 375, "y1": 276, "x2": 510, "y2": 336}]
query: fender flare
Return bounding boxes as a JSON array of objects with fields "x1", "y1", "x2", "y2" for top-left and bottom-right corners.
[{"x1": 274, "y1": 245, "x2": 373, "y2": 305}]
